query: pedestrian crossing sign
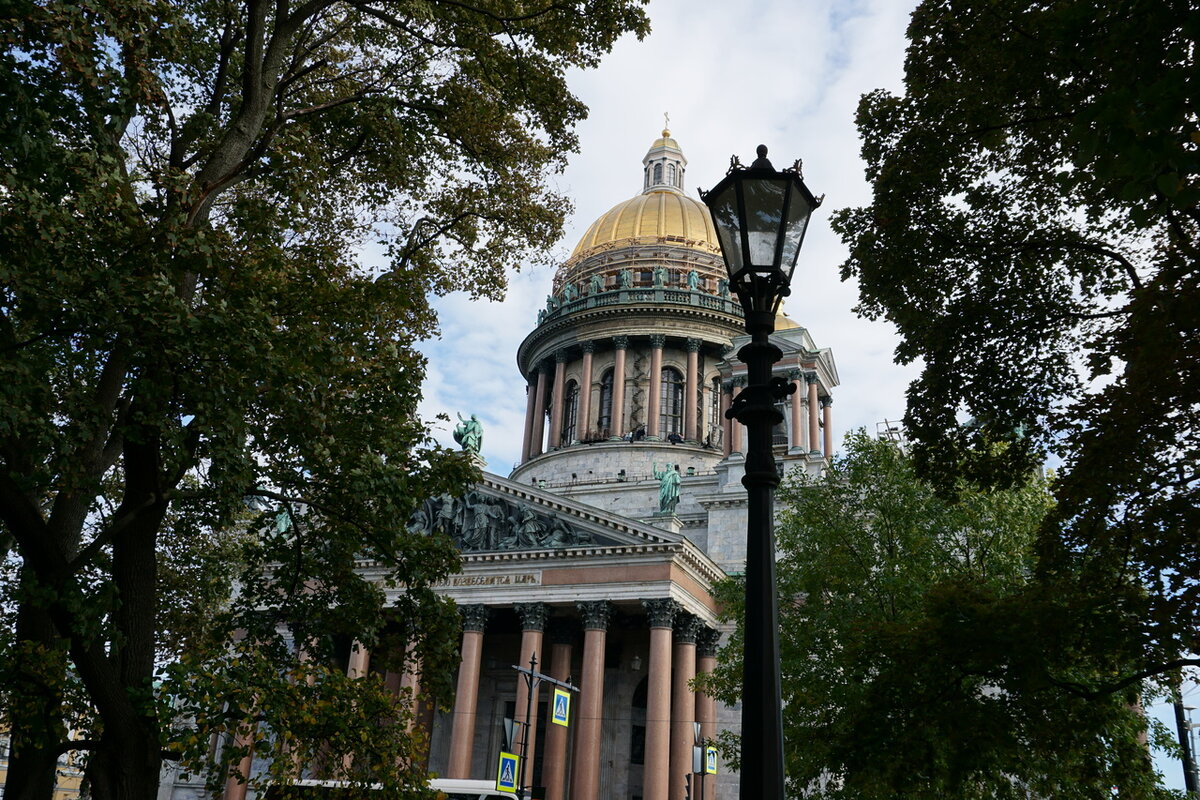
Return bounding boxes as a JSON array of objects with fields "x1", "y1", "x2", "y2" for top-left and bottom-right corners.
[
  {"x1": 705, "y1": 745, "x2": 718, "y2": 775},
  {"x1": 552, "y1": 687, "x2": 571, "y2": 727},
  {"x1": 496, "y1": 751, "x2": 520, "y2": 794}
]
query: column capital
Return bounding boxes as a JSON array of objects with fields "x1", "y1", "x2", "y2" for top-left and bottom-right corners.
[
  {"x1": 577, "y1": 600, "x2": 613, "y2": 631},
  {"x1": 459, "y1": 604, "x2": 491, "y2": 633},
  {"x1": 787, "y1": 368, "x2": 804, "y2": 381},
  {"x1": 731, "y1": 376, "x2": 748, "y2": 388},
  {"x1": 642, "y1": 598, "x2": 678, "y2": 629},
  {"x1": 721, "y1": 379, "x2": 735, "y2": 393},
  {"x1": 515, "y1": 601, "x2": 549, "y2": 632},
  {"x1": 805, "y1": 371, "x2": 819, "y2": 384},
  {"x1": 673, "y1": 613, "x2": 702, "y2": 644},
  {"x1": 580, "y1": 339, "x2": 596, "y2": 353},
  {"x1": 612, "y1": 335, "x2": 629, "y2": 350},
  {"x1": 821, "y1": 396, "x2": 833, "y2": 408},
  {"x1": 649, "y1": 334, "x2": 667, "y2": 349},
  {"x1": 547, "y1": 617, "x2": 575, "y2": 646},
  {"x1": 555, "y1": 349, "x2": 569, "y2": 364},
  {"x1": 686, "y1": 337, "x2": 702, "y2": 353},
  {"x1": 697, "y1": 627, "x2": 721, "y2": 658}
]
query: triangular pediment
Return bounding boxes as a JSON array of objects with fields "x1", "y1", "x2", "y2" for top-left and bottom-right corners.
[{"x1": 408, "y1": 472, "x2": 679, "y2": 554}]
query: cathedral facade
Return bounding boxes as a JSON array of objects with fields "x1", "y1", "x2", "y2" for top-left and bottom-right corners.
[{"x1": 413, "y1": 131, "x2": 840, "y2": 800}]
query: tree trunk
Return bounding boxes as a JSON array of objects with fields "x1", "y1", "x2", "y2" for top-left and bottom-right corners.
[
  {"x1": 84, "y1": 723, "x2": 164, "y2": 800},
  {"x1": 4, "y1": 573, "x2": 67, "y2": 800}
]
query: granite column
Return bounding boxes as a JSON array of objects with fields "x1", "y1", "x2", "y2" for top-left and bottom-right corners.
[
  {"x1": 643, "y1": 599, "x2": 677, "y2": 800},
  {"x1": 448, "y1": 605, "x2": 490, "y2": 777},
  {"x1": 514, "y1": 602, "x2": 548, "y2": 795},
  {"x1": 571, "y1": 601, "x2": 612, "y2": 800}
]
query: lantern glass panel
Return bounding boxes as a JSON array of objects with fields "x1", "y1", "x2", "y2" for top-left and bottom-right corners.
[
  {"x1": 780, "y1": 186, "x2": 814, "y2": 277},
  {"x1": 743, "y1": 177, "x2": 789, "y2": 269},
  {"x1": 707, "y1": 182, "x2": 743, "y2": 275}
]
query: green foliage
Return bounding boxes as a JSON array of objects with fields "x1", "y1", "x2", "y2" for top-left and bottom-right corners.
[
  {"x1": 702, "y1": 433, "x2": 1174, "y2": 799},
  {"x1": 0, "y1": 0, "x2": 649, "y2": 796},
  {"x1": 831, "y1": 0, "x2": 1199, "y2": 712}
]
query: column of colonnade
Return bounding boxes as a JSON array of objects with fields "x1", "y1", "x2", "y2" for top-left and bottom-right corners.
[
  {"x1": 448, "y1": 605, "x2": 491, "y2": 777},
  {"x1": 695, "y1": 628, "x2": 721, "y2": 800},
  {"x1": 531, "y1": 368, "x2": 548, "y2": 460},
  {"x1": 643, "y1": 598, "x2": 676, "y2": 800},
  {"x1": 790, "y1": 369, "x2": 806, "y2": 452},
  {"x1": 548, "y1": 353, "x2": 567, "y2": 450},
  {"x1": 684, "y1": 339, "x2": 700, "y2": 442},
  {"x1": 577, "y1": 341, "x2": 595, "y2": 444},
  {"x1": 439, "y1": 600, "x2": 718, "y2": 800},
  {"x1": 513, "y1": 602, "x2": 549, "y2": 796},
  {"x1": 542, "y1": 619, "x2": 574, "y2": 800},
  {"x1": 669, "y1": 614, "x2": 701, "y2": 800},
  {"x1": 571, "y1": 600, "x2": 612, "y2": 800},
  {"x1": 822, "y1": 397, "x2": 834, "y2": 456},
  {"x1": 647, "y1": 335, "x2": 665, "y2": 439},
  {"x1": 806, "y1": 372, "x2": 820, "y2": 454},
  {"x1": 611, "y1": 337, "x2": 628, "y2": 440}
]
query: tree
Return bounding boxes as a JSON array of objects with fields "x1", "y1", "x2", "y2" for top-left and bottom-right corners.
[
  {"x1": 0, "y1": 2, "x2": 649, "y2": 799},
  {"x1": 831, "y1": 0, "x2": 1199, "y2": 712},
  {"x1": 702, "y1": 432, "x2": 1173, "y2": 799}
]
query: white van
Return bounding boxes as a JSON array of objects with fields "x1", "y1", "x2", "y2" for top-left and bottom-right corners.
[
  {"x1": 428, "y1": 778, "x2": 511, "y2": 800},
  {"x1": 261, "y1": 778, "x2": 510, "y2": 800}
]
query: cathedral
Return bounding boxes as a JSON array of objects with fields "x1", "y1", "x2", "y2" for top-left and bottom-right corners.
[
  {"x1": 408, "y1": 129, "x2": 840, "y2": 800},
  {"x1": 162, "y1": 129, "x2": 839, "y2": 800}
]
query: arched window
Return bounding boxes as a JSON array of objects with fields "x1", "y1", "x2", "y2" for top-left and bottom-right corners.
[
  {"x1": 667, "y1": 163, "x2": 676, "y2": 186},
  {"x1": 597, "y1": 370, "x2": 614, "y2": 436},
  {"x1": 659, "y1": 367, "x2": 684, "y2": 437},
  {"x1": 561, "y1": 380, "x2": 579, "y2": 444},
  {"x1": 653, "y1": 162, "x2": 663, "y2": 184}
]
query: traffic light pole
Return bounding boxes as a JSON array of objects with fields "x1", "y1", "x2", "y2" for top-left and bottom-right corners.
[{"x1": 512, "y1": 653, "x2": 578, "y2": 800}]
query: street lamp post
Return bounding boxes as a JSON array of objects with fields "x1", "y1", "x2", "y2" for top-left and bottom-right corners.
[{"x1": 701, "y1": 145, "x2": 821, "y2": 800}]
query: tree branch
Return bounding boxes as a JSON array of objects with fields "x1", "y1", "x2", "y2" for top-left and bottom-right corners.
[{"x1": 1049, "y1": 657, "x2": 1200, "y2": 699}]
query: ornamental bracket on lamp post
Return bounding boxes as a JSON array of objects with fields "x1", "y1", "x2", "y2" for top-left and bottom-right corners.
[{"x1": 700, "y1": 145, "x2": 821, "y2": 800}]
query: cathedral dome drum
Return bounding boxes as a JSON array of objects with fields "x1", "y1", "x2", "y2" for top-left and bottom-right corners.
[{"x1": 513, "y1": 130, "x2": 747, "y2": 486}]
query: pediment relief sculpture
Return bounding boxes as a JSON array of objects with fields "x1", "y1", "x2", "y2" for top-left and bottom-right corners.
[{"x1": 409, "y1": 491, "x2": 602, "y2": 552}]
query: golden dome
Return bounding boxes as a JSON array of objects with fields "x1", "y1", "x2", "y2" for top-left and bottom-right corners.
[
  {"x1": 571, "y1": 190, "x2": 720, "y2": 258},
  {"x1": 775, "y1": 312, "x2": 801, "y2": 330}
]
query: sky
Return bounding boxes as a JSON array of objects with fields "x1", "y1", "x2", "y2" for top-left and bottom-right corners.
[{"x1": 410, "y1": 0, "x2": 1192, "y2": 789}]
